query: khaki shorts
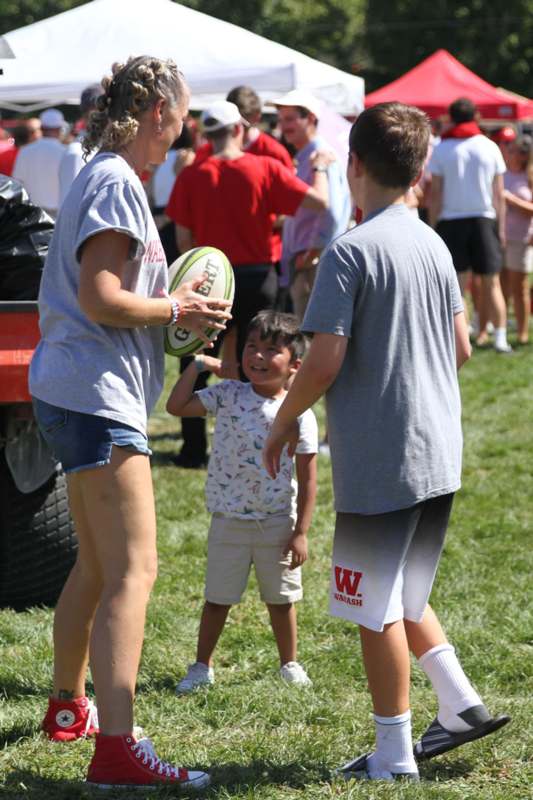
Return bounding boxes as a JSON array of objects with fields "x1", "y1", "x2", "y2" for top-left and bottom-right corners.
[
  {"x1": 205, "y1": 513, "x2": 302, "y2": 605},
  {"x1": 504, "y1": 241, "x2": 533, "y2": 273}
]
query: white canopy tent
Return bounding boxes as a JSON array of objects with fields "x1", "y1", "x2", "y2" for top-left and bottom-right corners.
[{"x1": 0, "y1": 0, "x2": 364, "y2": 115}]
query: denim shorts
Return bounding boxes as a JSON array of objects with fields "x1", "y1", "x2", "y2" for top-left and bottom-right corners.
[{"x1": 32, "y1": 398, "x2": 152, "y2": 474}]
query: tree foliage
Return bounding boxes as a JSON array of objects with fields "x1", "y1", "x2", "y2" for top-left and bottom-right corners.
[
  {"x1": 362, "y1": 0, "x2": 533, "y2": 96},
  {"x1": 0, "y1": 0, "x2": 531, "y2": 97}
]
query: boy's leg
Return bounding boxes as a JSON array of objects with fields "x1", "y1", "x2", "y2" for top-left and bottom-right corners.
[
  {"x1": 405, "y1": 604, "x2": 510, "y2": 759},
  {"x1": 406, "y1": 605, "x2": 484, "y2": 730},
  {"x1": 176, "y1": 601, "x2": 230, "y2": 694},
  {"x1": 266, "y1": 602, "x2": 296, "y2": 666},
  {"x1": 196, "y1": 601, "x2": 231, "y2": 666},
  {"x1": 359, "y1": 620, "x2": 410, "y2": 716},
  {"x1": 352, "y1": 621, "x2": 418, "y2": 779}
]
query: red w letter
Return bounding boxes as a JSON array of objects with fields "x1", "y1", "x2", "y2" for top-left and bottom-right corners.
[{"x1": 334, "y1": 566, "x2": 362, "y2": 596}]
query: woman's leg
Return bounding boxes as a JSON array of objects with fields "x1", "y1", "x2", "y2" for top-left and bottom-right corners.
[
  {"x1": 51, "y1": 472, "x2": 103, "y2": 699},
  {"x1": 510, "y1": 269, "x2": 530, "y2": 342},
  {"x1": 73, "y1": 448, "x2": 158, "y2": 735}
]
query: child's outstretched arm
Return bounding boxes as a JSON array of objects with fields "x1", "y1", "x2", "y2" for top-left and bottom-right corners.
[
  {"x1": 284, "y1": 452, "x2": 317, "y2": 570},
  {"x1": 166, "y1": 355, "x2": 223, "y2": 417}
]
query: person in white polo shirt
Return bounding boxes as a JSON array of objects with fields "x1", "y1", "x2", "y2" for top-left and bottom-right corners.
[
  {"x1": 429, "y1": 98, "x2": 511, "y2": 353},
  {"x1": 13, "y1": 108, "x2": 66, "y2": 218}
]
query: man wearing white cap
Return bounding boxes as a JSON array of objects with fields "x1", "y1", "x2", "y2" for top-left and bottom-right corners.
[
  {"x1": 273, "y1": 90, "x2": 351, "y2": 320},
  {"x1": 13, "y1": 108, "x2": 66, "y2": 218},
  {"x1": 166, "y1": 99, "x2": 331, "y2": 467}
]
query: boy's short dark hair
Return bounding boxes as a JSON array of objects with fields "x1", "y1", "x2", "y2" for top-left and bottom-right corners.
[
  {"x1": 226, "y1": 85, "x2": 261, "y2": 123},
  {"x1": 349, "y1": 102, "x2": 430, "y2": 188},
  {"x1": 449, "y1": 97, "x2": 476, "y2": 124},
  {"x1": 246, "y1": 310, "x2": 306, "y2": 361}
]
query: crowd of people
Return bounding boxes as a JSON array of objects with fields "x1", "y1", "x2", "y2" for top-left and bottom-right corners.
[{"x1": 0, "y1": 56, "x2": 525, "y2": 789}]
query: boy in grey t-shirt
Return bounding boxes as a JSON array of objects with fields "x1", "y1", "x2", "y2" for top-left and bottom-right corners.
[{"x1": 264, "y1": 103, "x2": 509, "y2": 781}]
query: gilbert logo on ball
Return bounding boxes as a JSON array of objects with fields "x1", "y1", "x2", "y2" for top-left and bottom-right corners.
[{"x1": 164, "y1": 246, "x2": 235, "y2": 357}]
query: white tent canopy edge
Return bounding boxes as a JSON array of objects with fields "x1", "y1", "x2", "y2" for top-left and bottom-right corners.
[{"x1": 0, "y1": 0, "x2": 364, "y2": 115}]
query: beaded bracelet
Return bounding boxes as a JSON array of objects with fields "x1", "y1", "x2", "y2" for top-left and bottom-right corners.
[{"x1": 166, "y1": 298, "x2": 181, "y2": 326}]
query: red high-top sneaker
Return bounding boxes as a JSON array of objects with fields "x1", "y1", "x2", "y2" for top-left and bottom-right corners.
[
  {"x1": 86, "y1": 733, "x2": 210, "y2": 790},
  {"x1": 42, "y1": 695, "x2": 99, "y2": 742}
]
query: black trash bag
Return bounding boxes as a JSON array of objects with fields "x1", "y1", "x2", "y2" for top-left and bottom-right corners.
[{"x1": 0, "y1": 174, "x2": 54, "y2": 300}]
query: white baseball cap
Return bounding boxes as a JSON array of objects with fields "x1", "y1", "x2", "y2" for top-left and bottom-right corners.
[
  {"x1": 271, "y1": 90, "x2": 322, "y2": 120},
  {"x1": 201, "y1": 100, "x2": 247, "y2": 132},
  {"x1": 39, "y1": 108, "x2": 66, "y2": 129}
]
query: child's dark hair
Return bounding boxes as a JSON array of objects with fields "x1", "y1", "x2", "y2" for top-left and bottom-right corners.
[
  {"x1": 246, "y1": 310, "x2": 306, "y2": 361},
  {"x1": 349, "y1": 102, "x2": 430, "y2": 188}
]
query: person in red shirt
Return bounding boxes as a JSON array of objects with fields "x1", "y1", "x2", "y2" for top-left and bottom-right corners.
[
  {"x1": 0, "y1": 119, "x2": 41, "y2": 177},
  {"x1": 194, "y1": 86, "x2": 293, "y2": 276},
  {"x1": 166, "y1": 99, "x2": 331, "y2": 468},
  {"x1": 194, "y1": 85, "x2": 293, "y2": 170}
]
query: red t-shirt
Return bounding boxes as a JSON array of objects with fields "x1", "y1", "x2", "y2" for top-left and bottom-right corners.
[
  {"x1": 166, "y1": 153, "x2": 308, "y2": 265},
  {"x1": 193, "y1": 133, "x2": 293, "y2": 263},
  {"x1": 0, "y1": 146, "x2": 19, "y2": 177}
]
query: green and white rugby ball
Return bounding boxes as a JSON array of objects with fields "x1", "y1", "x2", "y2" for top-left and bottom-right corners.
[{"x1": 164, "y1": 246, "x2": 234, "y2": 357}]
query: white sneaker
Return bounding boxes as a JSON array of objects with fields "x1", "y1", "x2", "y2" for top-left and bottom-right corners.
[
  {"x1": 176, "y1": 662, "x2": 214, "y2": 695},
  {"x1": 494, "y1": 341, "x2": 513, "y2": 354},
  {"x1": 280, "y1": 661, "x2": 312, "y2": 685}
]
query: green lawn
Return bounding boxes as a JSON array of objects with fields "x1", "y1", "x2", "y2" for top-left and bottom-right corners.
[{"x1": 1, "y1": 342, "x2": 532, "y2": 799}]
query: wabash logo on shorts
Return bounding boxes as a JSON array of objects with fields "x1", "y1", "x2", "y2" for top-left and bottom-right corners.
[{"x1": 333, "y1": 565, "x2": 363, "y2": 606}]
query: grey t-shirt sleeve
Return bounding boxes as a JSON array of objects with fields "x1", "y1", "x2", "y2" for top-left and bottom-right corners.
[
  {"x1": 450, "y1": 269, "x2": 464, "y2": 314},
  {"x1": 302, "y1": 240, "x2": 362, "y2": 337},
  {"x1": 75, "y1": 180, "x2": 148, "y2": 262}
]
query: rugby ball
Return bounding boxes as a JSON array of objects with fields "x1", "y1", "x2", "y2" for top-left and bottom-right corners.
[{"x1": 164, "y1": 246, "x2": 234, "y2": 357}]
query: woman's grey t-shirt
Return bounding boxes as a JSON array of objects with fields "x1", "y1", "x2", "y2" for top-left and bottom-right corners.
[
  {"x1": 302, "y1": 203, "x2": 464, "y2": 515},
  {"x1": 29, "y1": 152, "x2": 168, "y2": 434}
]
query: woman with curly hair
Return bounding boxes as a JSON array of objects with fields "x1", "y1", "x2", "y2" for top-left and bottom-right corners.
[{"x1": 30, "y1": 56, "x2": 230, "y2": 789}]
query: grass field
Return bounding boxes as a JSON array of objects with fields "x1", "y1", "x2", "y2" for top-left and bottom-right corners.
[{"x1": 1, "y1": 342, "x2": 532, "y2": 799}]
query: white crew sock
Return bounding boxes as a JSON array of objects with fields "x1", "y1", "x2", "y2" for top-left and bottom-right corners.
[
  {"x1": 419, "y1": 643, "x2": 483, "y2": 732},
  {"x1": 494, "y1": 327, "x2": 509, "y2": 348},
  {"x1": 366, "y1": 710, "x2": 418, "y2": 778}
]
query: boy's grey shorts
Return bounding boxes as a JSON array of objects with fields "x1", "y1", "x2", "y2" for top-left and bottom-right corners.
[
  {"x1": 205, "y1": 513, "x2": 302, "y2": 605},
  {"x1": 330, "y1": 493, "x2": 454, "y2": 632}
]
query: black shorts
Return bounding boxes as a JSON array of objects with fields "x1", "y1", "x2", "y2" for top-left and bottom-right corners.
[{"x1": 436, "y1": 217, "x2": 502, "y2": 275}]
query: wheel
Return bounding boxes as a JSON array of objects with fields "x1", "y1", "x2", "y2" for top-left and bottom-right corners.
[{"x1": 0, "y1": 452, "x2": 77, "y2": 610}]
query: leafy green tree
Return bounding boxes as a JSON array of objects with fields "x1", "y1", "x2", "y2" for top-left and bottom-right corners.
[
  {"x1": 362, "y1": 0, "x2": 533, "y2": 96},
  {"x1": 181, "y1": 0, "x2": 365, "y2": 72},
  {"x1": 0, "y1": 0, "x2": 85, "y2": 34}
]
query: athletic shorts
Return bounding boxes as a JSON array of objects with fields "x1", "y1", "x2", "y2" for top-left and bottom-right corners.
[
  {"x1": 205, "y1": 513, "x2": 302, "y2": 605},
  {"x1": 32, "y1": 398, "x2": 151, "y2": 474},
  {"x1": 504, "y1": 241, "x2": 533, "y2": 273},
  {"x1": 437, "y1": 218, "x2": 502, "y2": 274},
  {"x1": 330, "y1": 493, "x2": 454, "y2": 632}
]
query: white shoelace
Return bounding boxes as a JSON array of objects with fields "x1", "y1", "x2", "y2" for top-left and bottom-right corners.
[
  {"x1": 83, "y1": 700, "x2": 99, "y2": 737},
  {"x1": 131, "y1": 737, "x2": 183, "y2": 778}
]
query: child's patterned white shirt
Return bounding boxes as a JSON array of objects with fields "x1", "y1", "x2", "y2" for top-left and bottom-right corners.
[{"x1": 197, "y1": 380, "x2": 318, "y2": 519}]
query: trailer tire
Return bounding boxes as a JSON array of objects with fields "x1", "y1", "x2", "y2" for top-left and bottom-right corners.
[{"x1": 0, "y1": 453, "x2": 77, "y2": 610}]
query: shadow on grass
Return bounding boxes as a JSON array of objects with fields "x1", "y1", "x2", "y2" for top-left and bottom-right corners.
[
  {"x1": 3, "y1": 760, "x2": 329, "y2": 798},
  {"x1": 3, "y1": 757, "x2": 475, "y2": 798},
  {"x1": 420, "y1": 757, "x2": 473, "y2": 781},
  {"x1": 0, "y1": 723, "x2": 41, "y2": 748}
]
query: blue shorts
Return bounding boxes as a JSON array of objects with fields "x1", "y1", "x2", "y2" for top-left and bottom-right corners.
[{"x1": 32, "y1": 398, "x2": 152, "y2": 474}]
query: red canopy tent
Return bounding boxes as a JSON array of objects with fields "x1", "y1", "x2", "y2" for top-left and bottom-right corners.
[{"x1": 365, "y1": 49, "x2": 533, "y2": 121}]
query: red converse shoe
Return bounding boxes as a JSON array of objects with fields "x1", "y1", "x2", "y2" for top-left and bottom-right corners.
[
  {"x1": 86, "y1": 733, "x2": 210, "y2": 790},
  {"x1": 42, "y1": 695, "x2": 99, "y2": 742}
]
